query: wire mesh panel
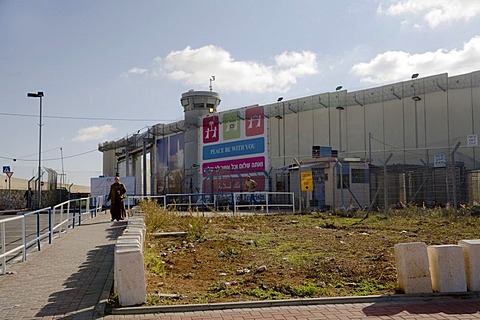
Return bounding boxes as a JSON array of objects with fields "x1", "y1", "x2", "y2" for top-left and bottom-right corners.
[{"x1": 364, "y1": 146, "x2": 470, "y2": 209}]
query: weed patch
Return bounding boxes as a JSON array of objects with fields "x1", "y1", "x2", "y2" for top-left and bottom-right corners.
[{"x1": 141, "y1": 202, "x2": 480, "y2": 305}]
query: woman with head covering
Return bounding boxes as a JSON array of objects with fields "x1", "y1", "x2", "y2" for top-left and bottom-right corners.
[{"x1": 107, "y1": 176, "x2": 127, "y2": 221}]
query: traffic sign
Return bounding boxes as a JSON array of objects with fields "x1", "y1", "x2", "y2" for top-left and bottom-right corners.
[
  {"x1": 2, "y1": 166, "x2": 11, "y2": 173},
  {"x1": 6, "y1": 172, "x2": 13, "y2": 178},
  {"x1": 301, "y1": 171, "x2": 313, "y2": 191}
]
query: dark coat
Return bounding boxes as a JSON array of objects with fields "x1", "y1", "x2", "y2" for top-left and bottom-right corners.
[{"x1": 108, "y1": 182, "x2": 126, "y2": 220}]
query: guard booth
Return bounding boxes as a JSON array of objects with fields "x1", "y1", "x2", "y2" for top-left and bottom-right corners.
[{"x1": 290, "y1": 157, "x2": 370, "y2": 211}]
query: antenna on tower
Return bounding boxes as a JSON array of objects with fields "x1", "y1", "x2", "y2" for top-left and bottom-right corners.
[{"x1": 209, "y1": 76, "x2": 215, "y2": 92}]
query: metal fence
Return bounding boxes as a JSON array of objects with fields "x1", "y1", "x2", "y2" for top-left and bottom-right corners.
[
  {"x1": 355, "y1": 142, "x2": 478, "y2": 214},
  {"x1": 0, "y1": 196, "x2": 103, "y2": 274},
  {"x1": 126, "y1": 191, "x2": 295, "y2": 214}
]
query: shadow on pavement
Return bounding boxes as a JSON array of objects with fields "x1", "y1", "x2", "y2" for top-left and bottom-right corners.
[
  {"x1": 362, "y1": 298, "x2": 480, "y2": 317},
  {"x1": 34, "y1": 221, "x2": 125, "y2": 319}
]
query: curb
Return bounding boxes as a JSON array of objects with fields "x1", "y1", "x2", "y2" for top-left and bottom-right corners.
[
  {"x1": 110, "y1": 291, "x2": 480, "y2": 315},
  {"x1": 95, "y1": 264, "x2": 115, "y2": 317}
]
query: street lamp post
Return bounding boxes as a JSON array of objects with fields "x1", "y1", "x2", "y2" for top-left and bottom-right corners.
[
  {"x1": 27, "y1": 91, "x2": 44, "y2": 209},
  {"x1": 411, "y1": 74, "x2": 420, "y2": 149},
  {"x1": 334, "y1": 86, "x2": 344, "y2": 211},
  {"x1": 335, "y1": 86, "x2": 343, "y2": 154}
]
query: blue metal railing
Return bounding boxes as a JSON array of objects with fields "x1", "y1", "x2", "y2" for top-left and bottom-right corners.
[
  {"x1": 0, "y1": 196, "x2": 103, "y2": 275},
  {"x1": 51, "y1": 196, "x2": 102, "y2": 237},
  {"x1": 126, "y1": 195, "x2": 166, "y2": 211},
  {"x1": 0, "y1": 207, "x2": 51, "y2": 274}
]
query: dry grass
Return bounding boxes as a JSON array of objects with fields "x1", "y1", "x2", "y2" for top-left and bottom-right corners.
[{"x1": 139, "y1": 200, "x2": 480, "y2": 306}]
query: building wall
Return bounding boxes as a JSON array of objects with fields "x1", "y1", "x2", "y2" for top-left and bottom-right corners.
[
  {"x1": 263, "y1": 72, "x2": 480, "y2": 171},
  {"x1": 101, "y1": 70, "x2": 480, "y2": 207}
]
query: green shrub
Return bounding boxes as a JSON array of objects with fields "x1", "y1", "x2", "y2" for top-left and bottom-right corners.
[
  {"x1": 353, "y1": 279, "x2": 388, "y2": 296},
  {"x1": 292, "y1": 281, "x2": 318, "y2": 297}
]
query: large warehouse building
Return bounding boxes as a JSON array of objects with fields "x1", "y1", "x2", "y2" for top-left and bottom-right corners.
[{"x1": 98, "y1": 70, "x2": 480, "y2": 211}]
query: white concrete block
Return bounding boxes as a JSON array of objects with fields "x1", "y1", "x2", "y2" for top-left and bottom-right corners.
[
  {"x1": 113, "y1": 216, "x2": 146, "y2": 306},
  {"x1": 127, "y1": 218, "x2": 144, "y2": 225},
  {"x1": 115, "y1": 248, "x2": 146, "y2": 306},
  {"x1": 458, "y1": 239, "x2": 480, "y2": 291},
  {"x1": 427, "y1": 245, "x2": 467, "y2": 293},
  {"x1": 128, "y1": 218, "x2": 145, "y2": 224},
  {"x1": 114, "y1": 243, "x2": 141, "y2": 293},
  {"x1": 116, "y1": 242, "x2": 141, "y2": 249},
  {"x1": 394, "y1": 242, "x2": 432, "y2": 294},
  {"x1": 117, "y1": 234, "x2": 141, "y2": 245},
  {"x1": 124, "y1": 228, "x2": 145, "y2": 246}
]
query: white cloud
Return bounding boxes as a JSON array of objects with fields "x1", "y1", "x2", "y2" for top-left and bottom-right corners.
[
  {"x1": 378, "y1": 0, "x2": 480, "y2": 28},
  {"x1": 128, "y1": 45, "x2": 318, "y2": 93},
  {"x1": 350, "y1": 36, "x2": 480, "y2": 84},
  {"x1": 127, "y1": 67, "x2": 148, "y2": 75},
  {"x1": 72, "y1": 125, "x2": 116, "y2": 142}
]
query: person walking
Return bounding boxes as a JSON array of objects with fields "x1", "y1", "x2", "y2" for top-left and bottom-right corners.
[
  {"x1": 107, "y1": 176, "x2": 127, "y2": 221},
  {"x1": 24, "y1": 187, "x2": 34, "y2": 209},
  {"x1": 244, "y1": 176, "x2": 258, "y2": 208}
]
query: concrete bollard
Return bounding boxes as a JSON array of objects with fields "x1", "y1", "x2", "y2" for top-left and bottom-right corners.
[
  {"x1": 458, "y1": 239, "x2": 480, "y2": 291},
  {"x1": 115, "y1": 247, "x2": 146, "y2": 306},
  {"x1": 394, "y1": 242, "x2": 432, "y2": 294},
  {"x1": 114, "y1": 216, "x2": 147, "y2": 306},
  {"x1": 122, "y1": 229, "x2": 145, "y2": 247},
  {"x1": 427, "y1": 244, "x2": 467, "y2": 293},
  {"x1": 114, "y1": 238, "x2": 142, "y2": 294}
]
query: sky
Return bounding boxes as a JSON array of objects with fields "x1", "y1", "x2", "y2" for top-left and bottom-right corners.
[{"x1": 1, "y1": 0, "x2": 480, "y2": 187}]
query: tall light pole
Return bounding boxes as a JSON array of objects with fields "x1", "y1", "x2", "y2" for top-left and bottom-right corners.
[
  {"x1": 275, "y1": 97, "x2": 283, "y2": 161},
  {"x1": 335, "y1": 86, "x2": 343, "y2": 154},
  {"x1": 411, "y1": 73, "x2": 420, "y2": 149},
  {"x1": 335, "y1": 86, "x2": 344, "y2": 211},
  {"x1": 27, "y1": 91, "x2": 44, "y2": 208},
  {"x1": 60, "y1": 147, "x2": 65, "y2": 187}
]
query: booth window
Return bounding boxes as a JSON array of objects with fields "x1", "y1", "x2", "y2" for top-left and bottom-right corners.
[{"x1": 351, "y1": 169, "x2": 368, "y2": 183}]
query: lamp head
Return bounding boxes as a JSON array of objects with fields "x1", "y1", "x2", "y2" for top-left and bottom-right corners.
[{"x1": 27, "y1": 92, "x2": 44, "y2": 98}]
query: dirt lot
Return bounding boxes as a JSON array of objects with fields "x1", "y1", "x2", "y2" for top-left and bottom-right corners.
[{"x1": 140, "y1": 202, "x2": 480, "y2": 306}]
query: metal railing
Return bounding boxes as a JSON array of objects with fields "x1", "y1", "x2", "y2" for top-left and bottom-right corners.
[
  {"x1": 124, "y1": 192, "x2": 295, "y2": 214},
  {"x1": 126, "y1": 195, "x2": 166, "y2": 211},
  {"x1": 166, "y1": 193, "x2": 216, "y2": 212},
  {"x1": 0, "y1": 207, "x2": 51, "y2": 274},
  {"x1": 232, "y1": 191, "x2": 295, "y2": 214},
  {"x1": 51, "y1": 196, "x2": 103, "y2": 237},
  {"x1": 0, "y1": 196, "x2": 103, "y2": 275}
]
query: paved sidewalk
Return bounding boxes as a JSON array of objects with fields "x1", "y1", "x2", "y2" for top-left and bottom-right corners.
[
  {"x1": 0, "y1": 211, "x2": 125, "y2": 319},
  {"x1": 105, "y1": 298, "x2": 480, "y2": 319}
]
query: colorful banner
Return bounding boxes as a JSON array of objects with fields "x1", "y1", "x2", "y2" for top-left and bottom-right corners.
[
  {"x1": 203, "y1": 176, "x2": 266, "y2": 193},
  {"x1": 202, "y1": 156, "x2": 265, "y2": 176},
  {"x1": 222, "y1": 111, "x2": 241, "y2": 140},
  {"x1": 203, "y1": 115, "x2": 219, "y2": 143},
  {"x1": 202, "y1": 137, "x2": 265, "y2": 160},
  {"x1": 156, "y1": 133, "x2": 185, "y2": 194},
  {"x1": 245, "y1": 105, "x2": 264, "y2": 136},
  {"x1": 200, "y1": 105, "x2": 268, "y2": 192}
]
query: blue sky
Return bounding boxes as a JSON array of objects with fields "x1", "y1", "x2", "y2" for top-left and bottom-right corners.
[{"x1": 1, "y1": 0, "x2": 480, "y2": 187}]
